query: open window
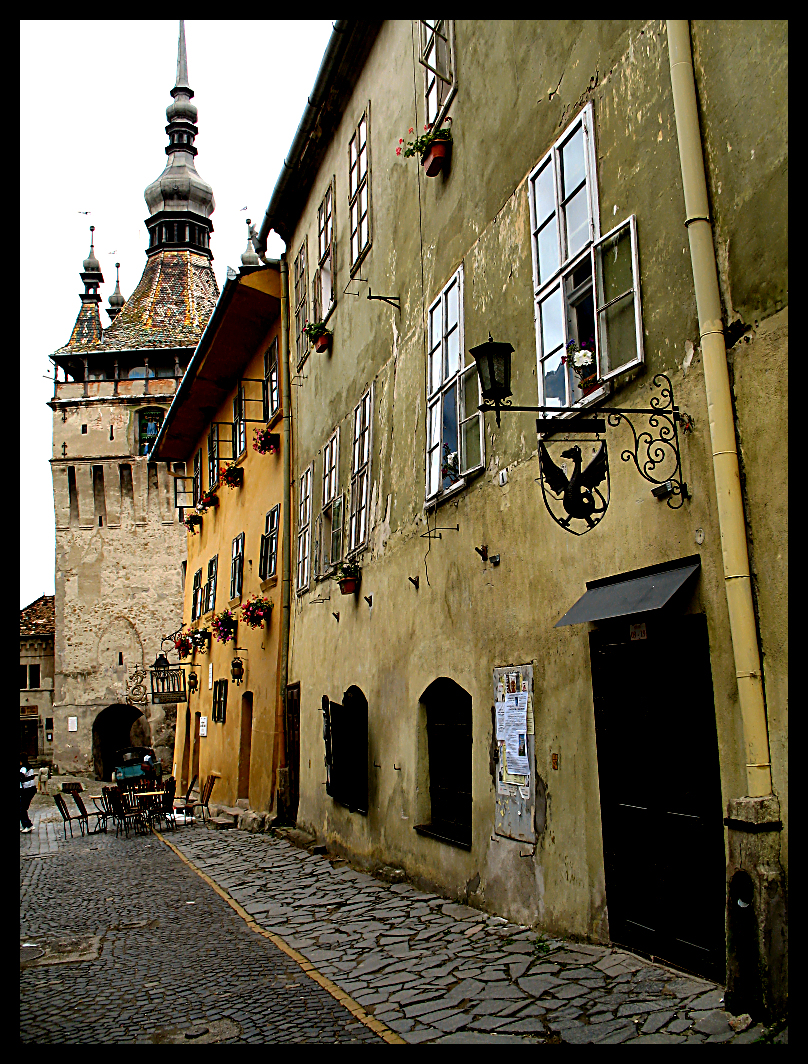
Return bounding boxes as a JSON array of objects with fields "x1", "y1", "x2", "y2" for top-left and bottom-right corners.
[
  {"x1": 259, "y1": 505, "x2": 280, "y2": 581},
  {"x1": 415, "y1": 677, "x2": 472, "y2": 849},
  {"x1": 317, "y1": 430, "x2": 342, "y2": 577},
  {"x1": 420, "y1": 20, "x2": 456, "y2": 127},
  {"x1": 323, "y1": 685, "x2": 368, "y2": 814},
  {"x1": 204, "y1": 555, "x2": 217, "y2": 615},
  {"x1": 313, "y1": 181, "x2": 335, "y2": 323}
]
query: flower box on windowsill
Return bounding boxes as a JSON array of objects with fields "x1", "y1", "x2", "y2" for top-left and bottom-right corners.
[
  {"x1": 220, "y1": 466, "x2": 243, "y2": 489},
  {"x1": 314, "y1": 333, "x2": 331, "y2": 354},
  {"x1": 579, "y1": 376, "x2": 601, "y2": 397},
  {"x1": 422, "y1": 138, "x2": 451, "y2": 177},
  {"x1": 338, "y1": 577, "x2": 360, "y2": 596}
]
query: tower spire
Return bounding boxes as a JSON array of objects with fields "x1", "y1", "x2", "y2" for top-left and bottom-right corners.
[
  {"x1": 175, "y1": 19, "x2": 190, "y2": 92},
  {"x1": 107, "y1": 262, "x2": 125, "y2": 321}
]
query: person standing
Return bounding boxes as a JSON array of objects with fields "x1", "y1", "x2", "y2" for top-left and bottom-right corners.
[{"x1": 20, "y1": 755, "x2": 37, "y2": 833}]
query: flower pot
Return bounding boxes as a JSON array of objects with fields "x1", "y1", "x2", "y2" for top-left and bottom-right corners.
[
  {"x1": 339, "y1": 577, "x2": 359, "y2": 595},
  {"x1": 422, "y1": 139, "x2": 451, "y2": 177},
  {"x1": 579, "y1": 375, "x2": 600, "y2": 396},
  {"x1": 314, "y1": 333, "x2": 331, "y2": 353}
]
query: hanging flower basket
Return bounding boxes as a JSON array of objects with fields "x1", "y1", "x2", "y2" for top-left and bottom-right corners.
[
  {"x1": 184, "y1": 512, "x2": 203, "y2": 534},
  {"x1": 253, "y1": 427, "x2": 280, "y2": 455},
  {"x1": 210, "y1": 609, "x2": 237, "y2": 644},
  {"x1": 190, "y1": 629, "x2": 210, "y2": 653},
  {"x1": 422, "y1": 138, "x2": 451, "y2": 177},
  {"x1": 240, "y1": 596, "x2": 273, "y2": 629},
  {"x1": 303, "y1": 320, "x2": 331, "y2": 352},
  {"x1": 198, "y1": 489, "x2": 219, "y2": 511},
  {"x1": 334, "y1": 560, "x2": 361, "y2": 596},
  {"x1": 396, "y1": 121, "x2": 453, "y2": 177},
  {"x1": 174, "y1": 633, "x2": 193, "y2": 659},
  {"x1": 220, "y1": 465, "x2": 244, "y2": 488},
  {"x1": 314, "y1": 333, "x2": 331, "y2": 353}
]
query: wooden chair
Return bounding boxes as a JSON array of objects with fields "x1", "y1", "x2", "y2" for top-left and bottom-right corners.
[
  {"x1": 53, "y1": 794, "x2": 87, "y2": 839},
  {"x1": 158, "y1": 777, "x2": 177, "y2": 831},
  {"x1": 107, "y1": 787, "x2": 148, "y2": 838},
  {"x1": 71, "y1": 791, "x2": 106, "y2": 834},
  {"x1": 193, "y1": 773, "x2": 218, "y2": 825},
  {"x1": 173, "y1": 775, "x2": 198, "y2": 821}
]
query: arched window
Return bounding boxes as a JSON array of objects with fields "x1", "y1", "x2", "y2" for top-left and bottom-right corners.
[
  {"x1": 322, "y1": 685, "x2": 368, "y2": 813},
  {"x1": 415, "y1": 677, "x2": 472, "y2": 849},
  {"x1": 138, "y1": 407, "x2": 164, "y2": 455}
]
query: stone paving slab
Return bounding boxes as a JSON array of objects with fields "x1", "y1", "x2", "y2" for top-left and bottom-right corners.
[{"x1": 154, "y1": 823, "x2": 783, "y2": 1045}]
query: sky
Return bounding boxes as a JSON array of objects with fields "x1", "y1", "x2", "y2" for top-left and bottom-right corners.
[{"x1": 19, "y1": 19, "x2": 335, "y2": 609}]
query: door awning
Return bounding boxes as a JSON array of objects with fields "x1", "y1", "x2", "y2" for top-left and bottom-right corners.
[{"x1": 555, "y1": 555, "x2": 701, "y2": 627}]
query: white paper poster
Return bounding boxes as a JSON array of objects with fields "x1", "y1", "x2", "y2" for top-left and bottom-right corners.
[
  {"x1": 502, "y1": 692, "x2": 530, "y2": 776},
  {"x1": 199, "y1": 716, "x2": 208, "y2": 737},
  {"x1": 67, "y1": 716, "x2": 78, "y2": 732}
]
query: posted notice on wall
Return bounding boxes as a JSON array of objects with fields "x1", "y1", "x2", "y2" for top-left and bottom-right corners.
[
  {"x1": 199, "y1": 716, "x2": 208, "y2": 737},
  {"x1": 67, "y1": 716, "x2": 78, "y2": 732},
  {"x1": 495, "y1": 691, "x2": 530, "y2": 777}
]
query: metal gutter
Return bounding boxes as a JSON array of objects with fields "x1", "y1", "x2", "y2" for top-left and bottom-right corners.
[
  {"x1": 667, "y1": 21, "x2": 772, "y2": 798},
  {"x1": 278, "y1": 253, "x2": 293, "y2": 815}
]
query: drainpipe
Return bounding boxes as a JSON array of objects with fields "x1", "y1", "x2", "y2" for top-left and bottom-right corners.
[
  {"x1": 667, "y1": 21, "x2": 772, "y2": 798},
  {"x1": 278, "y1": 254, "x2": 293, "y2": 809}
]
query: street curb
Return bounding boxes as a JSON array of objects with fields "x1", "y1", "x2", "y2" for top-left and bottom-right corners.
[{"x1": 153, "y1": 829, "x2": 406, "y2": 1044}]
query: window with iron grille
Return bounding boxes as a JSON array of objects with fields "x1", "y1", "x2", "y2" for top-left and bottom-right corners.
[
  {"x1": 426, "y1": 266, "x2": 482, "y2": 500},
  {"x1": 191, "y1": 568, "x2": 203, "y2": 621},
  {"x1": 138, "y1": 408, "x2": 164, "y2": 456},
  {"x1": 207, "y1": 425, "x2": 219, "y2": 489},
  {"x1": 297, "y1": 465, "x2": 313, "y2": 592},
  {"x1": 528, "y1": 102, "x2": 644, "y2": 412},
  {"x1": 317, "y1": 430, "x2": 342, "y2": 576},
  {"x1": 204, "y1": 555, "x2": 218, "y2": 614},
  {"x1": 193, "y1": 450, "x2": 202, "y2": 507},
  {"x1": 230, "y1": 533, "x2": 244, "y2": 600},
  {"x1": 420, "y1": 20, "x2": 456, "y2": 127},
  {"x1": 349, "y1": 390, "x2": 371, "y2": 553},
  {"x1": 348, "y1": 110, "x2": 370, "y2": 270},
  {"x1": 259, "y1": 505, "x2": 280, "y2": 580},
  {"x1": 294, "y1": 241, "x2": 308, "y2": 365},
  {"x1": 232, "y1": 385, "x2": 247, "y2": 457},
  {"x1": 264, "y1": 338, "x2": 280, "y2": 420},
  {"x1": 212, "y1": 678, "x2": 228, "y2": 723},
  {"x1": 313, "y1": 181, "x2": 335, "y2": 323}
]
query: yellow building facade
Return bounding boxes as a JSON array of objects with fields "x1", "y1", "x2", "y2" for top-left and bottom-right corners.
[{"x1": 154, "y1": 260, "x2": 289, "y2": 815}]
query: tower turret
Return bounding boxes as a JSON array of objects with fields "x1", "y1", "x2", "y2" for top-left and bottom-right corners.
[
  {"x1": 64, "y1": 226, "x2": 105, "y2": 348},
  {"x1": 106, "y1": 262, "x2": 125, "y2": 322}
]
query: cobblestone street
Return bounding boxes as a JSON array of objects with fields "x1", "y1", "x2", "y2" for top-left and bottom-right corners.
[{"x1": 21, "y1": 797, "x2": 785, "y2": 1044}]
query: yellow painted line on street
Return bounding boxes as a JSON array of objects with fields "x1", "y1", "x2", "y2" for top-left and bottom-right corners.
[{"x1": 154, "y1": 829, "x2": 407, "y2": 1044}]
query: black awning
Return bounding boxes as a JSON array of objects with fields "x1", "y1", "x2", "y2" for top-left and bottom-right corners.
[{"x1": 555, "y1": 556, "x2": 701, "y2": 627}]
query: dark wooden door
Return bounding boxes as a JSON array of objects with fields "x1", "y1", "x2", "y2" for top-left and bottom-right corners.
[
  {"x1": 590, "y1": 613, "x2": 726, "y2": 982},
  {"x1": 285, "y1": 683, "x2": 300, "y2": 823}
]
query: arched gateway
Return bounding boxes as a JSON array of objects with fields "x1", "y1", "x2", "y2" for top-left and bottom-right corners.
[{"x1": 92, "y1": 703, "x2": 149, "y2": 780}]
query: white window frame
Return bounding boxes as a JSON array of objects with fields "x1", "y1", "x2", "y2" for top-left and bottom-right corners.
[
  {"x1": 230, "y1": 533, "x2": 244, "y2": 600},
  {"x1": 317, "y1": 430, "x2": 342, "y2": 577},
  {"x1": 420, "y1": 20, "x2": 457, "y2": 128},
  {"x1": 348, "y1": 109, "x2": 371, "y2": 272},
  {"x1": 294, "y1": 240, "x2": 308, "y2": 365},
  {"x1": 297, "y1": 465, "x2": 313, "y2": 593},
  {"x1": 528, "y1": 102, "x2": 644, "y2": 413},
  {"x1": 260, "y1": 505, "x2": 280, "y2": 581},
  {"x1": 425, "y1": 266, "x2": 483, "y2": 501},
  {"x1": 349, "y1": 389, "x2": 372, "y2": 554},
  {"x1": 313, "y1": 180, "x2": 335, "y2": 323}
]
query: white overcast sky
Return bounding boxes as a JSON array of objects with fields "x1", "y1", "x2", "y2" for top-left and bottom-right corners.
[{"x1": 20, "y1": 19, "x2": 334, "y2": 609}]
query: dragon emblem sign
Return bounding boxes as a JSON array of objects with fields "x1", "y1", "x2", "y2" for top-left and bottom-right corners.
[{"x1": 538, "y1": 437, "x2": 610, "y2": 535}]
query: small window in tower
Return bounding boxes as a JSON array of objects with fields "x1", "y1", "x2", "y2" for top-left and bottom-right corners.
[
  {"x1": 110, "y1": 425, "x2": 114, "y2": 441},
  {"x1": 118, "y1": 652, "x2": 123, "y2": 665},
  {"x1": 81, "y1": 425, "x2": 87, "y2": 434}
]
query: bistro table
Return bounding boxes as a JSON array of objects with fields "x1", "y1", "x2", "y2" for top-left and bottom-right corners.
[{"x1": 132, "y1": 790, "x2": 166, "y2": 828}]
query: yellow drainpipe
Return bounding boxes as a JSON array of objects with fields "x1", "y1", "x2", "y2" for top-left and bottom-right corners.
[
  {"x1": 279, "y1": 254, "x2": 292, "y2": 764},
  {"x1": 667, "y1": 21, "x2": 772, "y2": 798}
]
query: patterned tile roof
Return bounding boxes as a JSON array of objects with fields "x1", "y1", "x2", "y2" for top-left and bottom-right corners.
[
  {"x1": 20, "y1": 595, "x2": 55, "y2": 637},
  {"x1": 55, "y1": 250, "x2": 220, "y2": 355},
  {"x1": 63, "y1": 301, "x2": 104, "y2": 349}
]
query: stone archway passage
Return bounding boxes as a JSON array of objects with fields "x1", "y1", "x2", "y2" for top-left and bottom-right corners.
[{"x1": 92, "y1": 703, "x2": 146, "y2": 781}]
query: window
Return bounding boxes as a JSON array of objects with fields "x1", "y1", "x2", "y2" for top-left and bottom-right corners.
[
  {"x1": 313, "y1": 182, "x2": 335, "y2": 323},
  {"x1": 420, "y1": 20, "x2": 456, "y2": 127},
  {"x1": 349, "y1": 390, "x2": 372, "y2": 552},
  {"x1": 139, "y1": 408, "x2": 164, "y2": 456},
  {"x1": 212, "y1": 678, "x2": 228, "y2": 723},
  {"x1": 294, "y1": 241, "x2": 308, "y2": 365},
  {"x1": 415, "y1": 677, "x2": 472, "y2": 849},
  {"x1": 191, "y1": 568, "x2": 203, "y2": 621},
  {"x1": 230, "y1": 533, "x2": 244, "y2": 600},
  {"x1": 528, "y1": 102, "x2": 644, "y2": 411},
  {"x1": 323, "y1": 685, "x2": 368, "y2": 813},
  {"x1": 317, "y1": 431, "x2": 342, "y2": 576},
  {"x1": 193, "y1": 450, "x2": 202, "y2": 507},
  {"x1": 207, "y1": 425, "x2": 220, "y2": 488},
  {"x1": 264, "y1": 339, "x2": 280, "y2": 420},
  {"x1": 232, "y1": 386, "x2": 246, "y2": 457},
  {"x1": 204, "y1": 555, "x2": 218, "y2": 614},
  {"x1": 425, "y1": 266, "x2": 482, "y2": 499},
  {"x1": 297, "y1": 466, "x2": 313, "y2": 592},
  {"x1": 28, "y1": 664, "x2": 41, "y2": 689},
  {"x1": 259, "y1": 505, "x2": 280, "y2": 580},
  {"x1": 348, "y1": 111, "x2": 370, "y2": 269},
  {"x1": 20, "y1": 664, "x2": 28, "y2": 689}
]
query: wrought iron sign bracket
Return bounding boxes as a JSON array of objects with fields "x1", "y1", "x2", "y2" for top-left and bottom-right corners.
[
  {"x1": 480, "y1": 374, "x2": 692, "y2": 535},
  {"x1": 367, "y1": 288, "x2": 401, "y2": 312}
]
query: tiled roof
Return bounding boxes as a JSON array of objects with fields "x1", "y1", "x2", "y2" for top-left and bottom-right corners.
[
  {"x1": 64, "y1": 301, "x2": 104, "y2": 349},
  {"x1": 55, "y1": 250, "x2": 220, "y2": 355},
  {"x1": 20, "y1": 595, "x2": 55, "y2": 637}
]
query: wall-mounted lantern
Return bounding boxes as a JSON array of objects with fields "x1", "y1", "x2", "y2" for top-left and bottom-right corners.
[
  {"x1": 470, "y1": 334, "x2": 513, "y2": 427},
  {"x1": 231, "y1": 656, "x2": 245, "y2": 685},
  {"x1": 187, "y1": 670, "x2": 199, "y2": 694}
]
